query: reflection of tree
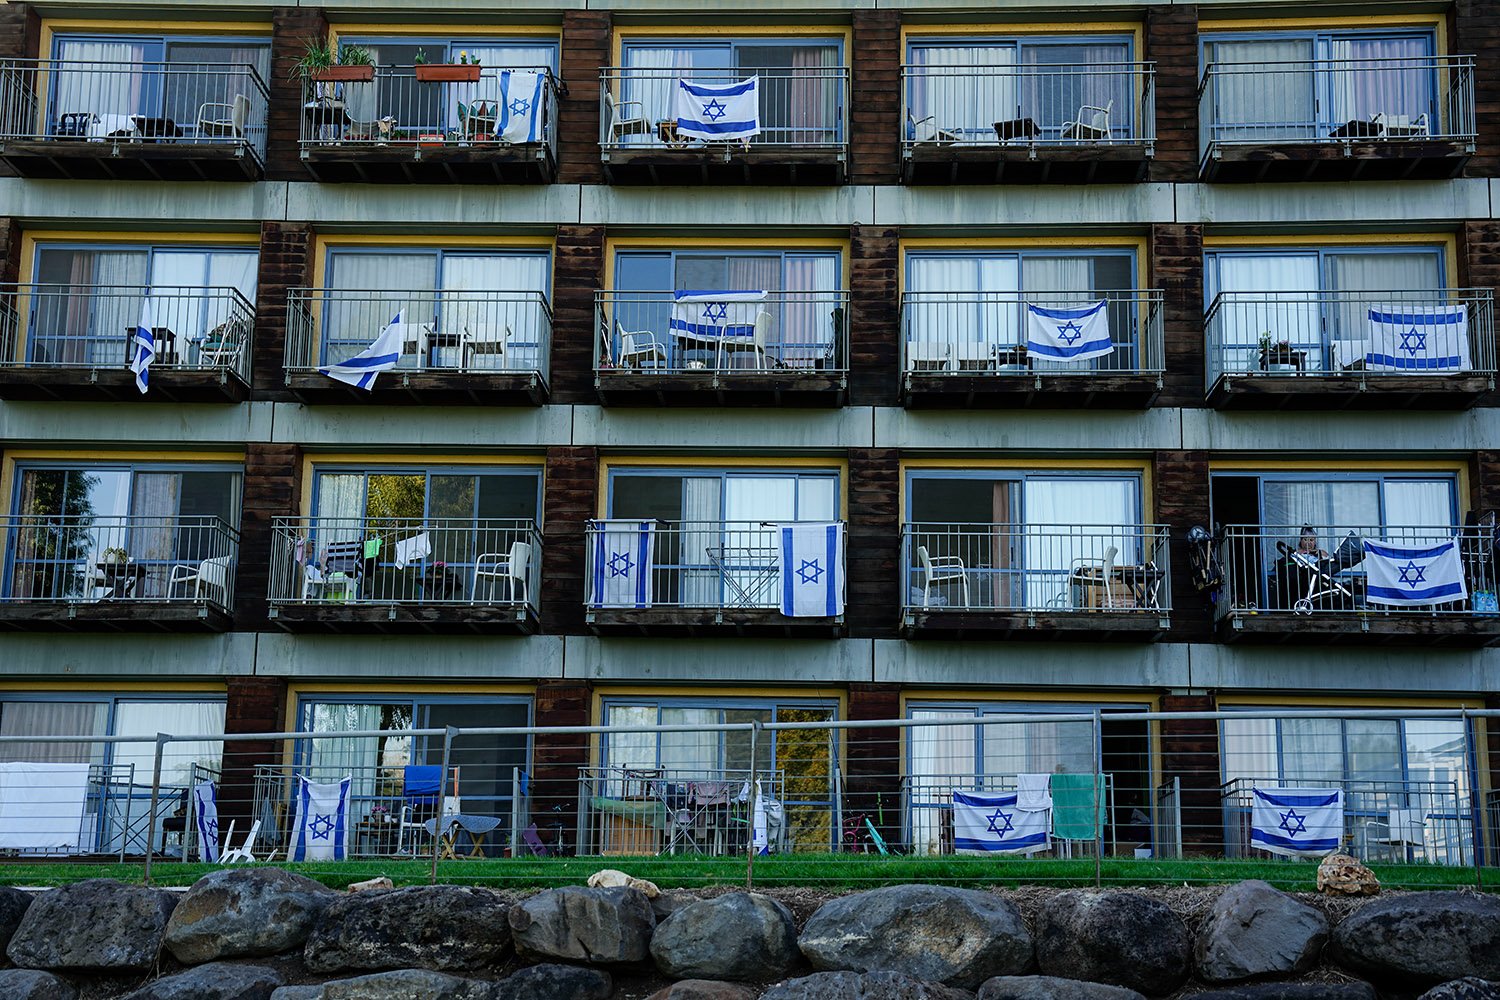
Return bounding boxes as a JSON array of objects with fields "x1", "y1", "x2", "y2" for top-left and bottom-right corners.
[
  {"x1": 17, "y1": 470, "x2": 99, "y2": 599},
  {"x1": 366, "y1": 475, "x2": 425, "y2": 521},
  {"x1": 776, "y1": 709, "x2": 834, "y2": 852}
]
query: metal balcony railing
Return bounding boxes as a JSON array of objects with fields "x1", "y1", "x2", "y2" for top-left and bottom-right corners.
[
  {"x1": 285, "y1": 288, "x2": 551, "y2": 383},
  {"x1": 903, "y1": 771, "x2": 1119, "y2": 857},
  {"x1": 900, "y1": 290, "x2": 1164, "y2": 376},
  {"x1": 1204, "y1": 288, "x2": 1495, "y2": 388},
  {"x1": 900, "y1": 62, "x2": 1155, "y2": 150},
  {"x1": 1199, "y1": 55, "x2": 1476, "y2": 156},
  {"x1": 595, "y1": 290, "x2": 848, "y2": 375},
  {"x1": 584, "y1": 519, "x2": 846, "y2": 613},
  {"x1": 1215, "y1": 522, "x2": 1498, "y2": 619},
  {"x1": 0, "y1": 59, "x2": 268, "y2": 163},
  {"x1": 0, "y1": 283, "x2": 253, "y2": 382},
  {"x1": 297, "y1": 65, "x2": 557, "y2": 160},
  {"x1": 599, "y1": 67, "x2": 848, "y2": 151},
  {"x1": 902, "y1": 522, "x2": 1171, "y2": 614},
  {"x1": 1, "y1": 515, "x2": 238, "y2": 610},
  {"x1": 577, "y1": 766, "x2": 804, "y2": 856},
  {"x1": 269, "y1": 516, "x2": 541, "y2": 611}
]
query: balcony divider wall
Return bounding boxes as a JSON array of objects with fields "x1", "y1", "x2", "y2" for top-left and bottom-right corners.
[
  {"x1": 268, "y1": 8, "x2": 329, "y2": 180},
  {"x1": 850, "y1": 10, "x2": 901, "y2": 186},
  {"x1": 235, "y1": 443, "x2": 302, "y2": 630},
  {"x1": 557, "y1": 11, "x2": 609, "y2": 186},
  {"x1": 850, "y1": 224, "x2": 901, "y2": 407},
  {"x1": 1145, "y1": 4, "x2": 1200, "y2": 183},
  {"x1": 251, "y1": 220, "x2": 314, "y2": 399}
]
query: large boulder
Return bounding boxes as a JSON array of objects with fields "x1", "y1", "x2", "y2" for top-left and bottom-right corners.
[
  {"x1": 507, "y1": 886, "x2": 655, "y2": 965},
  {"x1": 1317, "y1": 854, "x2": 1379, "y2": 897},
  {"x1": 1035, "y1": 891, "x2": 1190, "y2": 997},
  {"x1": 492, "y1": 963, "x2": 613, "y2": 1000},
  {"x1": 646, "y1": 981, "x2": 759, "y2": 1000},
  {"x1": 1331, "y1": 892, "x2": 1500, "y2": 986},
  {"x1": 798, "y1": 885, "x2": 1032, "y2": 989},
  {"x1": 303, "y1": 885, "x2": 510, "y2": 974},
  {"x1": 1421, "y1": 980, "x2": 1500, "y2": 1000},
  {"x1": 5, "y1": 879, "x2": 176, "y2": 973},
  {"x1": 1194, "y1": 881, "x2": 1328, "y2": 983},
  {"x1": 0, "y1": 969, "x2": 77, "y2": 1000},
  {"x1": 319, "y1": 970, "x2": 493, "y2": 1000},
  {"x1": 165, "y1": 868, "x2": 337, "y2": 963},
  {"x1": 119, "y1": 962, "x2": 286, "y2": 1000},
  {"x1": 0, "y1": 888, "x2": 32, "y2": 955},
  {"x1": 652, "y1": 892, "x2": 799, "y2": 982},
  {"x1": 269, "y1": 991, "x2": 323, "y2": 1000},
  {"x1": 762, "y1": 970, "x2": 975, "y2": 1000},
  {"x1": 977, "y1": 977, "x2": 1146, "y2": 1000},
  {"x1": 1193, "y1": 986, "x2": 1375, "y2": 1000}
]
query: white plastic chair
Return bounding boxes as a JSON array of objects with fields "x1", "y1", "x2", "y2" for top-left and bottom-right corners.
[
  {"x1": 219, "y1": 819, "x2": 261, "y2": 864},
  {"x1": 1062, "y1": 99, "x2": 1113, "y2": 142},
  {"x1": 197, "y1": 93, "x2": 250, "y2": 140},
  {"x1": 473, "y1": 541, "x2": 530, "y2": 603},
  {"x1": 168, "y1": 555, "x2": 233, "y2": 603},
  {"x1": 463, "y1": 324, "x2": 511, "y2": 371},
  {"x1": 617, "y1": 322, "x2": 667, "y2": 369},
  {"x1": 1364, "y1": 808, "x2": 1426, "y2": 862},
  {"x1": 1374, "y1": 112, "x2": 1430, "y2": 138},
  {"x1": 906, "y1": 111, "x2": 962, "y2": 145},
  {"x1": 605, "y1": 91, "x2": 650, "y2": 144},
  {"x1": 723, "y1": 311, "x2": 774, "y2": 370},
  {"x1": 917, "y1": 545, "x2": 970, "y2": 608}
]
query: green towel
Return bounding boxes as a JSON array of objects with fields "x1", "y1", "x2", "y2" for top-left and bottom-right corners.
[
  {"x1": 590, "y1": 796, "x2": 667, "y2": 829},
  {"x1": 363, "y1": 537, "x2": 383, "y2": 560},
  {"x1": 1050, "y1": 773, "x2": 1105, "y2": 840}
]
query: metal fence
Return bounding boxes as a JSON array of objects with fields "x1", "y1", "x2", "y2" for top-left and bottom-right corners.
[
  {"x1": 901, "y1": 522, "x2": 1171, "y2": 614},
  {"x1": 596, "y1": 290, "x2": 849, "y2": 374},
  {"x1": 599, "y1": 67, "x2": 848, "y2": 151},
  {"x1": 0, "y1": 283, "x2": 254, "y2": 382},
  {"x1": 1205, "y1": 288, "x2": 1495, "y2": 387},
  {"x1": 900, "y1": 62, "x2": 1155, "y2": 150},
  {"x1": 298, "y1": 65, "x2": 557, "y2": 160},
  {"x1": 0, "y1": 515, "x2": 238, "y2": 608},
  {"x1": 1199, "y1": 55, "x2": 1476, "y2": 155},
  {"x1": 1215, "y1": 522, "x2": 1498, "y2": 618},
  {"x1": 900, "y1": 290, "x2": 1164, "y2": 376},
  {"x1": 268, "y1": 516, "x2": 541, "y2": 610},
  {"x1": 0, "y1": 709, "x2": 1496, "y2": 888},
  {"x1": 0, "y1": 59, "x2": 269, "y2": 163},
  {"x1": 285, "y1": 288, "x2": 551, "y2": 384}
]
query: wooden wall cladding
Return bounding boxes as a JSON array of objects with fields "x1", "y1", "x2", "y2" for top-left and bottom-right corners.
[
  {"x1": 268, "y1": 8, "x2": 328, "y2": 181},
  {"x1": 550, "y1": 225, "x2": 607, "y2": 405},
  {"x1": 847, "y1": 448, "x2": 901, "y2": 639},
  {"x1": 1160, "y1": 691, "x2": 1223, "y2": 853},
  {"x1": 1454, "y1": 0, "x2": 1500, "y2": 178},
  {"x1": 558, "y1": 11, "x2": 611, "y2": 186},
  {"x1": 1145, "y1": 5, "x2": 1200, "y2": 184},
  {"x1": 849, "y1": 225, "x2": 900, "y2": 407},
  {"x1": 849, "y1": 11, "x2": 901, "y2": 186},
  {"x1": 251, "y1": 221, "x2": 314, "y2": 400},
  {"x1": 1151, "y1": 224, "x2": 1206, "y2": 409},
  {"x1": 236, "y1": 443, "x2": 303, "y2": 631},
  {"x1": 1154, "y1": 449, "x2": 1213, "y2": 642},
  {"x1": 542, "y1": 446, "x2": 600, "y2": 635}
]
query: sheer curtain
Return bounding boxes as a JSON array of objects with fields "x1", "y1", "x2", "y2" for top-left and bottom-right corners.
[
  {"x1": 53, "y1": 39, "x2": 150, "y2": 121},
  {"x1": 314, "y1": 473, "x2": 366, "y2": 558},
  {"x1": 1326, "y1": 252, "x2": 1444, "y2": 364},
  {"x1": 1020, "y1": 42, "x2": 1131, "y2": 135},
  {"x1": 1328, "y1": 36, "x2": 1431, "y2": 130},
  {"x1": 1208, "y1": 38, "x2": 1315, "y2": 142},
  {"x1": 1221, "y1": 717, "x2": 1279, "y2": 783},
  {"x1": 1281, "y1": 718, "x2": 1343, "y2": 784},
  {"x1": 1023, "y1": 256, "x2": 1093, "y2": 371},
  {"x1": 163, "y1": 41, "x2": 272, "y2": 136},
  {"x1": 307, "y1": 703, "x2": 387, "y2": 796},
  {"x1": 984, "y1": 717, "x2": 1095, "y2": 776},
  {"x1": 0, "y1": 701, "x2": 106, "y2": 763},
  {"x1": 326, "y1": 253, "x2": 437, "y2": 364},
  {"x1": 909, "y1": 44, "x2": 1013, "y2": 139},
  {"x1": 128, "y1": 472, "x2": 181, "y2": 597},
  {"x1": 205, "y1": 251, "x2": 258, "y2": 334},
  {"x1": 680, "y1": 476, "x2": 722, "y2": 607},
  {"x1": 439, "y1": 253, "x2": 548, "y2": 368},
  {"x1": 782, "y1": 255, "x2": 838, "y2": 367},
  {"x1": 725, "y1": 476, "x2": 796, "y2": 608},
  {"x1": 660, "y1": 707, "x2": 717, "y2": 778},
  {"x1": 1212, "y1": 254, "x2": 1320, "y2": 373},
  {"x1": 909, "y1": 710, "x2": 974, "y2": 855},
  {"x1": 1382, "y1": 480, "x2": 1455, "y2": 543},
  {"x1": 112, "y1": 701, "x2": 224, "y2": 788},
  {"x1": 1022, "y1": 478, "x2": 1135, "y2": 608},
  {"x1": 623, "y1": 47, "x2": 695, "y2": 146}
]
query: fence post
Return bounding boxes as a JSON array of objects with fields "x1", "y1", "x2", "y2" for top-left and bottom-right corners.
[
  {"x1": 1093, "y1": 710, "x2": 1103, "y2": 888},
  {"x1": 1462, "y1": 708, "x2": 1479, "y2": 887},
  {"x1": 430, "y1": 726, "x2": 456, "y2": 886},
  {"x1": 746, "y1": 721, "x2": 760, "y2": 889},
  {"x1": 143, "y1": 733, "x2": 169, "y2": 886}
]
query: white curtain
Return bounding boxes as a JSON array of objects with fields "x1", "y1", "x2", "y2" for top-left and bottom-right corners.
[
  {"x1": 306, "y1": 703, "x2": 386, "y2": 799},
  {"x1": 908, "y1": 44, "x2": 1014, "y2": 140},
  {"x1": 680, "y1": 476, "x2": 722, "y2": 607},
  {"x1": 314, "y1": 473, "x2": 366, "y2": 558},
  {"x1": 1208, "y1": 38, "x2": 1315, "y2": 142},
  {"x1": 0, "y1": 702, "x2": 106, "y2": 763},
  {"x1": 1023, "y1": 256, "x2": 1094, "y2": 371},
  {"x1": 907, "y1": 256, "x2": 1021, "y2": 363},
  {"x1": 1382, "y1": 480, "x2": 1455, "y2": 543},
  {"x1": 983, "y1": 717, "x2": 1095, "y2": 776},
  {"x1": 1326, "y1": 251, "x2": 1444, "y2": 363},
  {"x1": 1213, "y1": 253, "x2": 1321, "y2": 373},
  {"x1": 326, "y1": 253, "x2": 437, "y2": 365},
  {"x1": 112, "y1": 702, "x2": 224, "y2": 788},
  {"x1": 1022, "y1": 478, "x2": 1135, "y2": 608},
  {"x1": 1281, "y1": 718, "x2": 1343, "y2": 784},
  {"x1": 53, "y1": 39, "x2": 150, "y2": 121},
  {"x1": 660, "y1": 707, "x2": 717, "y2": 778},
  {"x1": 438, "y1": 253, "x2": 548, "y2": 369},
  {"x1": 724, "y1": 477, "x2": 795, "y2": 608},
  {"x1": 88, "y1": 251, "x2": 150, "y2": 366},
  {"x1": 622, "y1": 47, "x2": 695, "y2": 146},
  {"x1": 1221, "y1": 717, "x2": 1278, "y2": 784},
  {"x1": 1328, "y1": 36, "x2": 1431, "y2": 129},
  {"x1": 782, "y1": 255, "x2": 838, "y2": 367},
  {"x1": 909, "y1": 710, "x2": 974, "y2": 856},
  {"x1": 128, "y1": 472, "x2": 180, "y2": 597}
]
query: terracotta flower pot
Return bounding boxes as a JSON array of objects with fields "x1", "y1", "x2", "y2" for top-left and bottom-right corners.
[
  {"x1": 311, "y1": 65, "x2": 375, "y2": 83},
  {"x1": 415, "y1": 64, "x2": 482, "y2": 83}
]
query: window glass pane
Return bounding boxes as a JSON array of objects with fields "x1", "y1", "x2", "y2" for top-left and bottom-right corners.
[
  {"x1": 31, "y1": 248, "x2": 149, "y2": 365},
  {"x1": 422, "y1": 702, "x2": 527, "y2": 828},
  {"x1": 1206, "y1": 38, "x2": 1315, "y2": 142},
  {"x1": 365, "y1": 474, "x2": 425, "y2": 521},
  {"x1": 112, "y1": 701, "x2": 225, "y2": 788},
  {"x1": 724, "y1": 708, "x2": 773, "y2": 774},
  {"x1": 304, "y1": 702, "x2": 412, "y2": 789},
  {"x1": 477, "y1": 474, "x2": 540, "y2": 521},
  {"x1": 0, "y1": 701, "x2": 107, "y2": 763},
  {"x1": 1222, "y1": 717, "x2": 1278, "y2": 781},
  {"x1": 1280, "y1": 717, "x2": 1342, "y2": 783},
  {"x1": 163, "y1": 41, "x2": 271, "y2": 128},
  {"x1": 1018, "y1": 42, "x2": 1131, "y2": 132},
  {"x1": 611, "y1": 475, "x2": 684, "y2": 520},
  {"x1": 796, "y1": 478, "x2": 837, "y2": 521},
  {"x1": 660, "y1": 707, "x2": 718, "y2": 776},
  {"x1": 1382, "y1": 480, "x2": 1455, "y2": 536}
]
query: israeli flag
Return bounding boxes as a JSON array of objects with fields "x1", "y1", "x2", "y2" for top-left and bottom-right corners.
[
  {"x1": 589, "y1": 519, "x2": 655, "y2": 609},
  {"x1": 777, "y1": 522, "x2": 845, "y2": 618},
  {"x1": 129, "y1": 296, "x2": 157, "y2": 394},
  {"x1": 675, "y1": 77, "x2": 760, "y2": 141},
  {"x1": 669, "y1": 290, "x2": 765, "y2": 341},
  {"x1": 1366, "y1": 305, "x2": 1470, "y2": 372},
  {"x1": 319, "y1": 310, "x2": 405, "y2": 390},
  {"x1": 290, "y1": 775, "x2": 352, "y2": 862},
  {"x1": 1250, "y1": 787, "x2": 1343, "y2": 858},
  {"x1": 1026, "y1": 300, "x2": 1113, "y2": 362},
  {"x1": 192, "y1": 780, "x2": 219, "y2": 863},
  {"x1": 1363, "y1": 536, "x2": 1468, "y2": 607},
  {"x1": 952, "y1": 790, "x2": 1050, "y2": 855},
  {"x1": 498, "y1": 70, "x2": 544, "y2": 143}
]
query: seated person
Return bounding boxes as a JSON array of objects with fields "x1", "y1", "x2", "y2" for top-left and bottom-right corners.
[{"x1": 1272, "y1": 526, "x2": 1362, "y2": 610}]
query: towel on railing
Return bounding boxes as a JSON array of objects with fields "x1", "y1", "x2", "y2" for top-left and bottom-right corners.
[
  {"x1": 394, "y1": 532, "x2": 431, "y2": 570},
  {"x1": 0, "y1": 762, "x2": 90, "y2": 852},
  {"x1": 1050, "y1": 773, "x2": 1106, "y2": 841},
  {"x1": 1016, "y1": 773, "x2": 1054, "y2": 812}
]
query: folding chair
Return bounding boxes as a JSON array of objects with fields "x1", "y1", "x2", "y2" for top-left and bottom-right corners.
[
  {"x1": 1061, "y1": 99, "x2": 1113, "y2": 142},
  {"x1": 197, "y1": 94, "x2": 250, "y2": 140},
  {"x1": 396, "y1": 764, "x2": 443, "y2": 853}
]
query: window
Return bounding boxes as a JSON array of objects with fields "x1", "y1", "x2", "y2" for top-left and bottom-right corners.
[
  {"x1": 7, "y1": 463, "x2": 242, "y2": 601},
  {"x1": 29, "y1": 242, "x2": 257, "y2": 366}
]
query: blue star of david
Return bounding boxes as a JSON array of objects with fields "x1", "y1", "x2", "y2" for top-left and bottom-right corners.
[
  {"x1": 1278, "y1": 809, "x2": 1307, "y2": 835},
  {"x1": 309, "y1": 813, "x2": 335, "y2": 841},
  {"x1": 986, "y1": 809, "x2": 1014, "y2": 835},
  {"x1": 1399, "y1": 327, "x2": 1427, "y2": 357},
  {"x1": 797, "y1": 558, "x2": 824, "y2": 585},
  {"x1": 701, "y1": 99, "x2": 728, "y2": 122},
  {"x1": 1056, "y1": 321, "x2": 1083, "y2": 346},
  {"x1": 607, "y1": 550, "x2": 634, "y2": 578},
  {"x1": 703, "y1": 302, "x2": 729, "y2": 323},
  {"x1": 509, "y1": 97, "x2": 530, "y2": 116},
  {"x1": 202, "y1": 818, "x2": 218, "y2": 841},
  {"x1": 1397, "y1": 560, "x2": 1427, "y2": 586}
]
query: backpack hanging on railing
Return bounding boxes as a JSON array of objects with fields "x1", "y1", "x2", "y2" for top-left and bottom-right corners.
[{"x1": 1188, "y1": 524, "x2": 1225, "y2": 602}]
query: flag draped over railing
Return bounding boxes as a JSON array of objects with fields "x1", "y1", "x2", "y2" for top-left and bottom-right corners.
[
  {"x1": 193, "y1": 780, "x2": 219, "y2": 863},
  {"x1": 319, "y1": 310, "x2": 405, "y2": 389},
  {"x1": 675, "y1": 77, "x2": 761, "y2": 141},
  {"x1": 590, "y1": 520, "x2": 655, "y2": 609},
  {"x1": 952, "y1": 790, "x2": 1050, "y2": 855},
  {"x1": 1365, "y1": 305, "x2": 1470, "y2": 371},
  {"x1": 130, "y1": 297, "x2": 157, "y2": 394},
  {"x1": 669, "y1": 290, "x2": 765, "y2": 341},
  {"x1": 290, "y1": 775, "x2": 352, "y2": 862},
  {"x1": 499, "y1": 70, "x2": 544, "y2": 143},
  {"x1": 1363, "y1": 537, "x2": 1468, "y2": 607},
  {"x1": 1250, "y1": 787, "x2": 1343, "y2": 857},
  {"x1": 1025, "y1": 300, "x2": 1113, "y2": 361},
  {"x1": 777, "y1": 522, "x2": 845, "y2": 618}
]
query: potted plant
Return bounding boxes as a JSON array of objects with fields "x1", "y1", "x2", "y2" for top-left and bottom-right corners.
[
  {"x1": 102, "y1": 547, "x2": 128, "y2": 565},
  {"x1": 1258, "y1": 333, "x2": 1302, "y2": 372},
  {"x1": 299, "y1": 41, "x2": 376, "y2": 83},
  {"x1": 414, "y1": 48, "x2": 483, "y2": 84}
]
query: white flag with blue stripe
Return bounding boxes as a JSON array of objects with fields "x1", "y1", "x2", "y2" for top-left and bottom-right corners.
[
  {"x1": 290, "y1": 775, "x2": 352, "y2": 862},
  {"x1": 669, "y1": 290, "x2": 765, "y2": 343},
  {"x1": 1363, "y1": 536, "x2": 1468, "y2": 607},
  {"x1": 319, "y1": 309, "x2": 405, "y2": 389},
  {"x1": 1026, "y1": 300, "x2": 1113, "y2": 362},
  {"x1": 777, "y1": 522, "x2": 844, "y2": 618},
  {"x1": 675, "y1": 77, "x2": 760, "y2": 141},
  {"x1": 192, "y1": 780, "x2": 219, "y2": 863},
  {"x1": 1250, "y1": 787, "x2": 1343, "y2": 858},
  {"x1": 498, "y1": 70, "x2": 544, "y2": 143},
  {"x1": 952, "y1": 790, "x2": 1050, "y2": 855},
  {"x1": 589, "y1": 519, "x2": 655, "y2": 609},
  {"x1": 129, "y1": 296, "x2": 157, "y2": 394},
  {"x1": 1366, "y1": 305, "x2": 1470, "y2": 372}
]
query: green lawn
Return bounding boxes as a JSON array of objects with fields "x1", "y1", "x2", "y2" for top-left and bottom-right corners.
[{"x1": 0, "y1": 855, "x2": 1491, "y2": 892}]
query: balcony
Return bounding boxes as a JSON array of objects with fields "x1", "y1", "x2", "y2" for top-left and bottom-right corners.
[
  {"x1": 0, "y1": 515, "x2": 237, "y2": 632},
  {"x1": 900, "y1": 290, "x2": 1164, "y2": 408},
  {"x1": 599, "y1": 67, "x2": 848, "y2": 184},
  {"x1": 900, "y1": 63, "x2": 1155, "y2": 184},
  {"x1": 584, "y1": 519, "x2": 846, "y2": 637},
  {"x1": 1199, "y1": 56, "x2": 1475, "y2": 182},
  {"x1": 595, "y1": 290, "x2": 848, "y2": 406},
  {"x1": 0, "y1": 59, "x2": 267, "y2": 181},
  {"x1": 298, "y1": 66, "x2": 558, "y2": 183},
  {"x1": 284, "y1": 288, "x2": 550, "y2": 405},
  {"x1": 267, "y1": 517, "x2": 541, "y2": 634},
  {"x1": 901, "y1": 522, "x2": 1171, "y2": 639},
  {"x1": 1205, "y1": 289, "x2": 1494, "y2": 410},
  {"x1": 0, "y1": 284, "x2": 253, "y2": 402},
  {"x1": 1215, "y1": 524, "x2": 1500, "y2": 647}
]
